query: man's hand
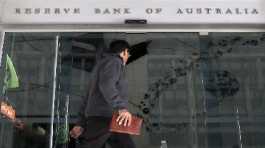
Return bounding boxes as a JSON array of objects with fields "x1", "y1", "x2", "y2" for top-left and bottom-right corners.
[
  {"x1": 70, "y1": 126, "x2": 84, "y2": 139},
  {"x1": 116, "y1": 109, "x2": 132, "y2": 127},
  {"x1": 13, "y1": 119, "x2": 25, "y2": 130}
]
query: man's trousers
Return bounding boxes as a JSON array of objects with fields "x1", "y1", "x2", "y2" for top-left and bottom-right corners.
[{"x1": 76, "y1": 116, "x2": 135, "y2": 148}]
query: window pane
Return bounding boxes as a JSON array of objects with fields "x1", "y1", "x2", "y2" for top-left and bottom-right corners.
[
  {"x1": 1, "y1": 32, "x2": 265, "y2": 148},
  {"x1": 0, "y1": 32, "x2": 57, "y2": 148}
]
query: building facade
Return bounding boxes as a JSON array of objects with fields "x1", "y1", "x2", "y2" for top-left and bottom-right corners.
[{"x1": 0, "y1": 0, "x2": 265, "y2": 148}]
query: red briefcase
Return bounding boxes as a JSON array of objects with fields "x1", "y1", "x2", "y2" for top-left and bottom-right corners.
[{"x1": 109, "y1": 112, "x2": 143, "y2": 135}]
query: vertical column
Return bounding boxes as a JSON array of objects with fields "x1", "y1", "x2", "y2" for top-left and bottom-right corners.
[
  {"x1": 49, "y1": 35, "x2": 59, "y2": 148},
  {"x1": 0, "y1": 27, "x2": 4, "y2": 67},
  {"x1": 199, "y1": 34, "x2": 212, "y2": 114},
  {"x1": 0, "y1": 26, "x2": 2, "y2": 147},
  {"x1": 187, "y1": 63, "x2": 198, "y2": 148},
  {"x1": 199, "y1": 33, "x2": 224, "y2": 148},
  {"x1": 199, "y1": 34, "x2": 210, "y2": 148},
  {"x1": 55, "y1": 37, "x2": 72, "y2": 148}
]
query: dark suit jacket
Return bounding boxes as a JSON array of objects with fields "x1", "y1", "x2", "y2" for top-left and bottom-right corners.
[{"x1": 77, "y1": 53, "x2": 128, "y2": 127}]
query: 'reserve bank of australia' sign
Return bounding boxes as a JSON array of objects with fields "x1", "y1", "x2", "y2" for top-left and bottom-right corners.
[{"x1": 0, "y1": 0, "x2": 265, "y2": 24}]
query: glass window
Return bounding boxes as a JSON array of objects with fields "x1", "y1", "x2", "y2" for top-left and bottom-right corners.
[
  {"x1": 0, "y1": 32, "x2": 265, "y2": 148},
  {"x1": 0, "y1": 33, "x2": 58, "y2": 148}
]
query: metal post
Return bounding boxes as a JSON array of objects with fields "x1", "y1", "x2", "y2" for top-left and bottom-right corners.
[
  {"x1": 0, "y1": 29, "x2": 5, "y2": 148},
  {"x1": 0, "y1": 30, "x2": 5, "y2": 66},
  {"x1": 49, "y1": 35, "x2": 59, "y2": 148},
  {"x1": 199, "y1": 35, "x2": 210, "y2": 148},
  {"x1": 187, "y1": 61, "x2": 198, "y2": 148},
  {"x1": 236, "y1": 105, "x2": 243, "y2": 148}
]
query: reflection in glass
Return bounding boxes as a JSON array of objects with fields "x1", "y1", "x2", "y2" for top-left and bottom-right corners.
[
  {"x1": 0, "y1": 32, "x2": 265, "y2": 148},
  {"x1": 0, "y1": 33, "x2": 57, "y2": 148}
]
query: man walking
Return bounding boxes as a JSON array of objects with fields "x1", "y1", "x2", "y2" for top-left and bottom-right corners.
[{"x1": 70, "y1": 40, "x2": 135, "y2": 148}]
